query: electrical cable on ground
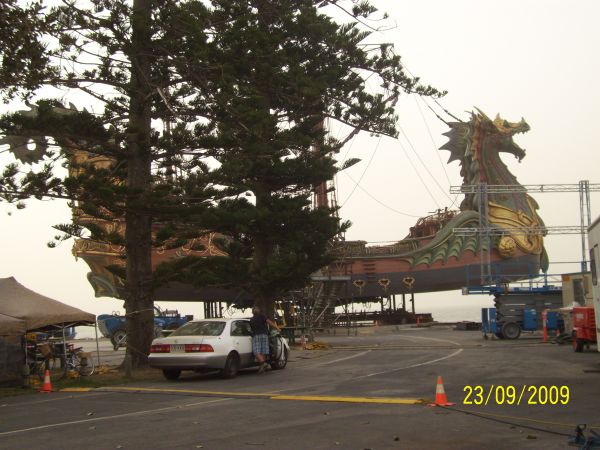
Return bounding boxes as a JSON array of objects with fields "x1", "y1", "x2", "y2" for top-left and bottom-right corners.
[{"x1": 435, "y1": 404, "x2": 597, "y2": 438}]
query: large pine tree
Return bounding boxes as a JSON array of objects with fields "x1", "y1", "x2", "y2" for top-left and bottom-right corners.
[
  {"x1": 0, "y1": 0, "x2": 218, "y2": 368},
  {"x1": 153, "y1": 0, "x2": 444, "y2": 316}
]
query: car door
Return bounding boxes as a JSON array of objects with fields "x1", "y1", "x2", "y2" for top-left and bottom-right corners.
[{"x1": 230, "y1": 320, "x2": 254, "y2": 366}]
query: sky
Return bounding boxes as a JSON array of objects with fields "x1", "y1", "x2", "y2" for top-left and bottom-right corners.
[{"x1": 1, "y1": 0, "x2": 599, "y2": 331}]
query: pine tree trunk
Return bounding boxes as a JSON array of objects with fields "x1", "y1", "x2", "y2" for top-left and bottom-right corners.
[
  {"x1": 252, "y1": 187, "x2": 275, "y2": 318},
  {"x1": 124, "y1": 0, "x2": 154, "y2": 369}
]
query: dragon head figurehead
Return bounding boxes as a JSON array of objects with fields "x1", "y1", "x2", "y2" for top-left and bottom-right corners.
[
  {"x1": 488, "y1": 111, "x2": 530, "y2": 162},
  {"x1": 440, "y1": 108, "x2": 547, "y2": 267},
  {"x1": 440, "y1": 108, "x2": 532, "y2": 212},
  {"x1": 441, "y1": 108, "x2": 529, "y2": 168}
]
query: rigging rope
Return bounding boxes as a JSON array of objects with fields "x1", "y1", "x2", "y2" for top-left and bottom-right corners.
[
  {"x1": 431, "y1": 96, "x2": 464, "y2": 123},
  {"x1": 340, "y1": 135, "x2": 382, "y2": 206},
  {"x1": 340, "y1": 170, "x2": 422, "y2": 218},
  {"x1": 395, "y1": 135, "x2": 440, "y2": 208},
  {"x1": 414, "y1": 96, "x2": 462, "y2": 209},
  {"x1": 421, "y1": 99, "x2": 450, "y2": 125},
  {"x1": 389, "y1": 47, "x2": 463, "y2": 124},
  {"x1": 396, "y1": 124, "x2": 453, "y2": 205},
  {"x1": 414, "y1": 95, "x2": 452, "y2": 187},
  {"x1": 332, "y1": 49, "x2": 468, "y2": 217}
]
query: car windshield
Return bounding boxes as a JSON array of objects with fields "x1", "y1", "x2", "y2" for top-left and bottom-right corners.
[{"x1": 169, "y1": 321, "x2": 225, "y2": 337}]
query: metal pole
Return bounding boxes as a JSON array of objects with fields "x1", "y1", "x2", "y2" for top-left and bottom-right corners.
[
  {"x1": 94, "y1": 320, "x2": 101, "y2": 367},
  {"x1": 352, "y1": 301, "x2": 357, "y2": 336},
  {"x1": 345, "y1": 303, "x2": 350, "y2": 336},
  {"x1": 61, "y1": 323, "x2": 67, "y2": 377},
  {"x1": 478, "y1": 183, "x2": 491, "y2": 286},
  {"x1": 579, "y1": 180, "x2": 591, "y2": 272}
]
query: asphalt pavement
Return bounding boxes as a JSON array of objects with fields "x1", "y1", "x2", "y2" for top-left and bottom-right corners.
[{"x1": 1, "y1": 325, "x2": 599, "y2": 449}]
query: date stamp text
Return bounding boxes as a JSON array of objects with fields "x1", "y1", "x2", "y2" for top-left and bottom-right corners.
[{"x1": 463, "y1": 385, "x2": 570, "y2": 406}]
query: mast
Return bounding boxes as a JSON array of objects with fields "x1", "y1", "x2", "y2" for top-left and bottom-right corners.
[
  {"x1": 312, "y1": 119, "x2": 329, "y2": 209},
  {"x1": 312, "y1": 118, "x2": 341, "y2": 211}
]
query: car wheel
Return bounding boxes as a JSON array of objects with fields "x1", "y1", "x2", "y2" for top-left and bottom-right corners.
[
  {"x1": 111, "y1": 328, "x2": 126, "y2": 350},
  {"x1": 163, "y1": 369, "x2": 181, "y2": 380},
  {"x1": 501, "y1": 322, "x2": 520, "y2": 340},
  {"x1": 271, "y1": 347, "x2": 288, "y2": 370},
  {"x1": 221, "y1": 352, "x2": 240, "y2": 379}
]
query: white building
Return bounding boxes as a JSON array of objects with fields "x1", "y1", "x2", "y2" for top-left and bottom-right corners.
[{"x1": 587, "y1": 215, "x2": 600, "y2": 351}]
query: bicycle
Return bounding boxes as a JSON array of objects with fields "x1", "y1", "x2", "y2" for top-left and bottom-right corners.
[
  {"x1": 26, "y1": 341, "x2": 56, "y2": 381},
  {"x1": 50, "y1": 343, "x2": 95, "y2": 378},
  {"x1": 27, "y1": 356, "x2": 51, "y2": 381},
  {"x1": 26, "y1": 339, "x2": 95, "y2": 382}
]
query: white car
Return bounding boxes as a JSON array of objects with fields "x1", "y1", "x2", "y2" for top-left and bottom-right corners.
[{"x1": 148, "y1": 318, "x2": 289, "y2": 380}]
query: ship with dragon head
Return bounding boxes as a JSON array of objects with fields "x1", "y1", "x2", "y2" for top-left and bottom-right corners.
[{"x1": 69, "y1": 108, "x2": 547, "y2": 307}]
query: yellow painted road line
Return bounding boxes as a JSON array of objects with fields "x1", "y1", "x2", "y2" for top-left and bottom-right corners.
[
  {"x1": 271, "y1": 395, "x2": 425, "y2": 405},
  {"x1": 91, "y1": 386, "x2": 424, "y2": 405},
  {"x1": 60, "y1": 388, "x2": 93, "y2": 392}
]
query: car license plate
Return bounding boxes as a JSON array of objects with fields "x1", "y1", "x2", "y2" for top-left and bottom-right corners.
[{"x1": 171, "y1": 344, "x2": 185, "y2": 353}]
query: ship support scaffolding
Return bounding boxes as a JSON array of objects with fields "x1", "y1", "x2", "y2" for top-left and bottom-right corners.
[{"x1": 455, "y1": 181, "x2": 599, "y2": 339}]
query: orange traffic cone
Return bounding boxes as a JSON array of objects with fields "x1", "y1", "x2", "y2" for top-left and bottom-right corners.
[
  {"x1": 542, "y1": 323, "x2": 548, "y2": 342},
  {"x1": 428, "y1": 376, "x2": 455, "y2": 406},
  {"x1": 542, "y1": 310, "x2": 548, "y2": 343},
  {"x1": 39, "y1": 369, "x2": 52, "y2": 393}
]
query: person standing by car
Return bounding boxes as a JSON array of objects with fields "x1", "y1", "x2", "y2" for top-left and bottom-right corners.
[{"x1": 250, "y1": 306, "x2": 280, "y2": 373}]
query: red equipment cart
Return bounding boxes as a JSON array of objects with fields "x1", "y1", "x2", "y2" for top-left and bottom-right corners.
[{"x1": 572, "y1": 306, "x2": 597, "y2": 352}]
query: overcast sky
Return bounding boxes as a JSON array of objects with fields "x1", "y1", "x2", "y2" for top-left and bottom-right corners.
[{"x1": 1, "y1": 0, "x2": 599, "y2": 325}]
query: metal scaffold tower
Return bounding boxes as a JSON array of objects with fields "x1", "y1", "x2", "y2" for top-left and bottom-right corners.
[
  {"x1": 451, "y1": 180, "x2": 600, "y2": 287},
  {"x1": 579, "y1": 180, "x2": 592, "y2": 272}
]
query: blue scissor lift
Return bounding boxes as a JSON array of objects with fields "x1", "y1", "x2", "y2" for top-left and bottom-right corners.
[{"x1": 467, "y1": 272, "x2": 563, "y2": 340}]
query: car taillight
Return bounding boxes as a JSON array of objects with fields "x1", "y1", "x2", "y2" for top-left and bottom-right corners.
[
  {"x1": 150, "y1": 344, "x2": 171, "y2": 353},
  {"x1": 184, "y1": 344, "x2": 214, "y2": 352}
]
